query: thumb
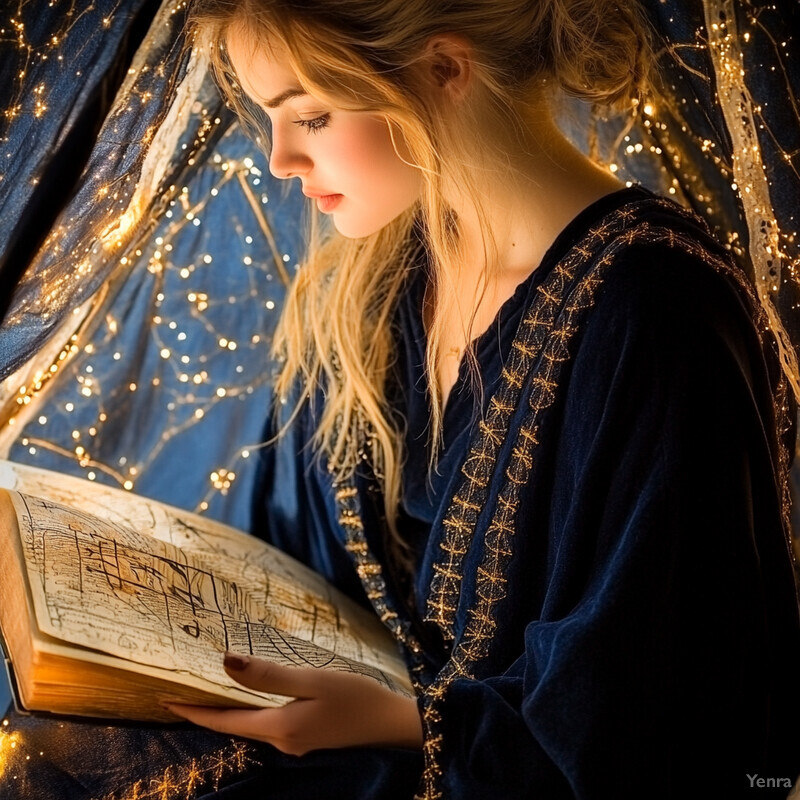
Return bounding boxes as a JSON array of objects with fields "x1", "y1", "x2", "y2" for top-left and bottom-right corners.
[{"x1": 223, "y1": 651, "x2": 316, "y2": 698}]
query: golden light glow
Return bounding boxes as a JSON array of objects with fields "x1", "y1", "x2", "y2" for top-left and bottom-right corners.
[
  {"x1": 0, "y1": 728, "x2": 22, "y2": 780},
  {"x1": 101, "y1": 202, "x2": 143, "y2": 251}
]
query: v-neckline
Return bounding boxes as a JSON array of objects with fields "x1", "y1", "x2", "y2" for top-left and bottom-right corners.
[
  {"x1": 395, "y1": 184, "x2": 652, "y2": 529},
  {"x1": 428, "y1": 186, "x2": 651, "y2": 417}
]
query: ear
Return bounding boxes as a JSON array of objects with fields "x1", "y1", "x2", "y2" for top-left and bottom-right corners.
[{"x1": 420, "y1": 34, "x2": 473, "y2": 102}]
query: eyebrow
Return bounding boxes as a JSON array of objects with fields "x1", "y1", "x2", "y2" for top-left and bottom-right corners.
[{"x1": 263, "y1": 88, "x2": 308, "y2": 108}]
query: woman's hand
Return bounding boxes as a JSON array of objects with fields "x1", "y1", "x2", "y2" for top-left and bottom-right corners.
[{"x1": 164, "y1": 652, "x2": 423, "y2": 756}]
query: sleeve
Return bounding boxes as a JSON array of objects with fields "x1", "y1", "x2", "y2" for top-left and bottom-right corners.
[{"x1": 419, "y1": 247, "x2": 800, "y2": 799}]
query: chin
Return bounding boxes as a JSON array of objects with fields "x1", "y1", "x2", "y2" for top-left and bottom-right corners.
[
  {"x1": 332, "y1": 207, "x2": 413, "y2": 239},
  {"x1": 333, "y1": 217, "x2": 386, "y2": 239}
]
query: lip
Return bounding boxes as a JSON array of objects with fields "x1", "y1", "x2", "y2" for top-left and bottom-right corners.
[{"x1": 303, "y1": 190, "x2": 343, "y2": 213}]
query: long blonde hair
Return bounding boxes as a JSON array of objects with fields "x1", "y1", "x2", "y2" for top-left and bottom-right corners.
[{"x1": 189, "y1": 0, "x2": 652, "y2": 554}]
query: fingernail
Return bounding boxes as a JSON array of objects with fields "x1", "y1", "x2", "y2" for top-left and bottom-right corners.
[{"x1": 224, "y1": 651, "x2": 249, "y2": 671}]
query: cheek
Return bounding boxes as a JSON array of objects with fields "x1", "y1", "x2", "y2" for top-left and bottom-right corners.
[{"x1": 340, "y1": 117, "x2": 413, "y2": 184}]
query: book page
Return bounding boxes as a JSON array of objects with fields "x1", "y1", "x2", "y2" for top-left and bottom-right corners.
[
  {"x1": 0, "y1": 460, "x2": 411, "y2": 686},
  {"x1": 8, "y1": 488, "x2": 412, "y2": 700},
  {"x1": 0, "y1": 459, "x2": 325, "y2": 584}
]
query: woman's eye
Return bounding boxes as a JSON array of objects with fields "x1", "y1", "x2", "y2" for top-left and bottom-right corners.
[{"x1": 294, "y1": 114, "x2": 330, "y2": 134}]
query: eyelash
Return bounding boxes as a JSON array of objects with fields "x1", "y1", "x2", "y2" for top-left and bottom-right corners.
[{"x1": 294, "y1": 114, "x2": 330, "y2": 134}]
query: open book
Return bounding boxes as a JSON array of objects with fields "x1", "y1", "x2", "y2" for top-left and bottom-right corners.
[{"x1": 0, "y1": 460, "x2": 412, "y2": 722}]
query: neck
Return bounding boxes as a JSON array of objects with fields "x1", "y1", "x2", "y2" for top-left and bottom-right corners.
[
  {"x1": 428, "y1": 98, "x2": 623, "y2": 409},
  {"x1": 443, "y1": 103, "x2": 623, "y2": 284}
]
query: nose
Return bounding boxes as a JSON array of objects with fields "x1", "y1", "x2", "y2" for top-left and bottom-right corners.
[{"x1": 269, "y1": 126, "x2": 312, "y2": 180}]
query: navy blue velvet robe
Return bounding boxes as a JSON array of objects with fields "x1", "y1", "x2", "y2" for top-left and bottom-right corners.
[
  {"x1": 254, "y1": 186, "x2": 800, "y2": 798},
  {"x1": 3, "y1": 187, "x2": 798, "y2": 800}
]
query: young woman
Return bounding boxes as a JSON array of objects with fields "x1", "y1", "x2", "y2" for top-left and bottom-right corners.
[
  {"x1": 142, "y1": 0, "x2": 800, "y2": 796},
  {"x1": 4, "y1": 1, "x2": 797, "y2": 798},
  {"x1": 162, "y1": 0, "x2": 800, "y2": 797}
]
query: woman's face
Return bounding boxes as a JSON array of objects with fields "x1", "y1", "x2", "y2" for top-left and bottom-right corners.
[{"x1": 226, "y1": 30, "x2": 422, "y2": 239}]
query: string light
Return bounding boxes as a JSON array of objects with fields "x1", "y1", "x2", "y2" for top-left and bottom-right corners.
[{"x1": 0, "y1": 724, "x2": 21, "y2": 781}]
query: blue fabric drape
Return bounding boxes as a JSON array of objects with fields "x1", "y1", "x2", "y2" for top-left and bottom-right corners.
[{"x1": 0, "y1": 0, "x2": 306, "y2": 529}]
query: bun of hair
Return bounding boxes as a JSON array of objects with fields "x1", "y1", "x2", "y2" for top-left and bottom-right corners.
[{"x1": 540, "y1": 0, "x2": 652, "y2": 109}]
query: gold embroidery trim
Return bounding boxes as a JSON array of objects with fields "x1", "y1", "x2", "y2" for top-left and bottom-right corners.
[
  {"x1": 424, "y1": 199, "x2": 666, "y2": 642},
  {"x1": 335, "y1": 474, "x2": 427, "y2": 683},
  {"x1": 95, "y1": 741, "x2": 259, "y2": 800}
]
